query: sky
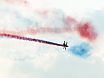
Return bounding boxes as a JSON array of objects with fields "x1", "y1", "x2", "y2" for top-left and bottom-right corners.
[{"x1": 0, "y1": 0, "x2": 104, "y2": 78}]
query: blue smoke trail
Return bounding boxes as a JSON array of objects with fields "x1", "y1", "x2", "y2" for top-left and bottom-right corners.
[{"x1": 69, "y1": 42, "x2": 91, "y2": 58}]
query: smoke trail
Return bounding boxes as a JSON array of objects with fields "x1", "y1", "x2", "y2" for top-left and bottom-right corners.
[
  {"x1": 69, "y1": 42, "x2": 92, "y2": 58},
  {"x1": 77, "y1": 22, "x2": 98, "y2": 41},
  {"x1": 0, "y1": 33, "x2": 64, "y2": 47}
]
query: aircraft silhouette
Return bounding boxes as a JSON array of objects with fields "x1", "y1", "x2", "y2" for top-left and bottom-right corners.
[
  {"x1": 63, "y1": 41, "x2": 68, "y2": 50},
  {"x1": 0, "y1": 33, "x2": 69, "y2": 50}
]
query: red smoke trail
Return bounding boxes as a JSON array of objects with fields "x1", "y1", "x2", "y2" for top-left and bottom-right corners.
[
  {"x1": 6, "y1": 0, "x2": 28, "y2": 6},
  {"x1": 64, "y1": 16, "x2": 98, "y2": 41},
  {"x1": 0, "y1": 33, "x2": 64, "y2": 47},
  {"x1": 27, "y1": 27, "x2": 71, "y2": 34},
  {"x1": 76, "y1": 22, "x2": 98, "y2": 41}
]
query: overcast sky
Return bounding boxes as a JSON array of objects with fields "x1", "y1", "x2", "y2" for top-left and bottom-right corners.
[{"x1": 0, "y1": 0, "x2": 104, "y2": 78}]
